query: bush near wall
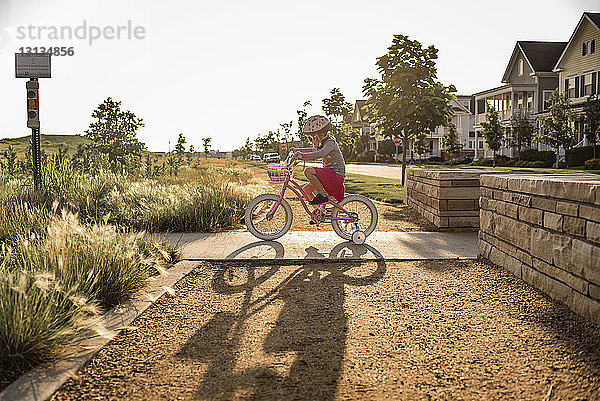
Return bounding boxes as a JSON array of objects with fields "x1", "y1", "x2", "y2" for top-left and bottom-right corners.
[
  {"x1": 584, "y1": 158, "x2": 600, "y2": 170},
  {"x1": 519, "y1": 149, "x2": 556, "y2": 167},
  {"x1": 566, "y1": 145, "x2": 600, "y2": 166}
]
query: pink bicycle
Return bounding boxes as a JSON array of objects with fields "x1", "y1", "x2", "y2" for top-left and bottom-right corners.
[{"x1": 245, "y1": 150, "x2": 378, "y2": 244}]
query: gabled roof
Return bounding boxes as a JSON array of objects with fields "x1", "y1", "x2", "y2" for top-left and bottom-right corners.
[
  {"x1": 554, "y1": 12, "x2": 600, "y2": 71},
  {"x1": 502, "y1": 41, "x2": 566, "y2": 82},
  {"x1": 352, "y1": 100, "x2": 374, "y2": 123}
]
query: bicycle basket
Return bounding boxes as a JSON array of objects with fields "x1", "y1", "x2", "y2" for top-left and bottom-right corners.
[{"x1": 267, "y1": 164, "x2": 287, "y2": 183}]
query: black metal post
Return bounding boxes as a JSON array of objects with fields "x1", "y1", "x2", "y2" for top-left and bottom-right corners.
[
  {"x1": 29, "y1": 78, "x2": 42, "y2": 189},
  {"x1": 31, "y1": 127, "x2": 41, "y2": 188}
]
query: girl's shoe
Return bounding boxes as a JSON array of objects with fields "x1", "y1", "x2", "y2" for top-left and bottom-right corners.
[{"x1": 309, "y1": 194, "x2": 328, "y2": 205}]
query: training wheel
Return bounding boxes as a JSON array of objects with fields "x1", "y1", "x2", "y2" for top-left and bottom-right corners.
[{"x1": 352, "y1": 230, "x2": 366, "y2": 245}]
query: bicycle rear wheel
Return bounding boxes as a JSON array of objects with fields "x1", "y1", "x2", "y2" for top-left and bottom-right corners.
[
  {"x1": 331, "y1": 194, "x2": 378, "y2": 241},
  {"x1": 245, "y1": 193, "x2": 293, "y2": 240}
]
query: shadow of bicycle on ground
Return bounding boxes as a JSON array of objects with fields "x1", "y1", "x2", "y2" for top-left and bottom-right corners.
[
  {"x1": 224, "y1": 239, "x2": 385, "y2": 262},
  {"x1": 176, "y1": 245, "x2": 386, "y2": 400}
]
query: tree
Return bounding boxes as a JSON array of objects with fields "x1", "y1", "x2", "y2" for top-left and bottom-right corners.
[
  {"x1": 175, "y1": 133, "x2": 186, "y2": 155},
  {"x1": 202, "y1": 137, "x2": 212, "y2": 158},
  {"x1": 188, "y1": 145, "x2": 195, "y2": 164},
  {"x1": 538, "y1": 89, "x2": 575, "y2": 168},
  {"x1": 508, "y1": 110, "x2": 535, "y2": 159},
  {"x1": 280, "y1": 121, "x2": 294, "y2": 153},
  {"x1": 377, "y1": 139, "x2": 396, "y2": 159},
  {"x1": 322, "y1": 88, "x2": 359, "y2": 160},
  {"x1": 297, "y1": 101, "x2": 312, "y2": 144},
  {"x1": 3, "y1": 146, "x2": 17, "y2": 176},
  {"x1": 442, "y1": 122, "x2": 462, "y2": 160},
  {"x1": 583, "y1": 95, "x2": 600, "y2": 159},
  {"x1": 84, "y1": 97, "x2": 145, "y2": 172},
  {"x1": 412, "y1": 132, "x2": 429, "y2": 162},
  {"x1": 363, "y1": 35, "x2": 455, "y2": 184},
  {"x1": 480, "y1": 105, "x2": 504, "y2": 167}
]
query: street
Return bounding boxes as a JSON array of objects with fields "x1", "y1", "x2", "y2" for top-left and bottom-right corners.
[{"x1": 307, "y1": 162, "x2": 404, "y2": 180}]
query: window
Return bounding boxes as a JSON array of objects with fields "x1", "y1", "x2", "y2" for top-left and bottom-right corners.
[
  {"x1": 469, "y1": 131, "x2": 475, "y2": 138},
  {"x1": 479, "y1": 140, "x2": 484, "y2": 149},
  {"x1": 543, "y1": 91, "x2": 553, "y2": 110},
  {"x1": 517, "y1": 92, "x2": 524, "y2": 108},
  {"x1": 457, "y1": 115, "x2": 462, "y2": 126},
  {"x1": 364, "y1": 126, "x2": 371, "y2": 135},
  {"x1": 527, "y1": 92, "x2": 533, "y2": 109},
  {"x1": 583, "y1": 39, "x2": 596, "y2": 56},
  {"x1": 429, "y1": 141, "x2": 434, "y2": 151},
  {"x1": 469, "y1": 141, "x2": 473, "y2": 149},
  {"x1": 368, "y1": 141, "x2": 376, "y2": 151},
  {"x1": 568, "y1": 76, "x2": 577, "y2": 98},
  {"x1": 584, "y1": 73, "x2": 593, "y2": 96},
  {"x1": 518, "y1": 59, "x2": 524, "y2": 76}
]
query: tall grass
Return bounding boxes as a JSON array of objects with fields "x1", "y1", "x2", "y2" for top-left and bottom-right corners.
[{"x1": 0, "y1": 157, "x2": 260, "y2": 388}]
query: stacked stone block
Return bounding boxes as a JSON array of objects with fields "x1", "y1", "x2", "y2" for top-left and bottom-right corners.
[
  {"x1": 478, "y1": 174, "x2": 600, "y2": 324},
  {"x1": 405, "y1": 169, "x2": 503, "y2": 229}
]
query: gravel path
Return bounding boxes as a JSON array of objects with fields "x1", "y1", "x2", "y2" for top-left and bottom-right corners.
[{"x1": 52, "y1": 260, "x2": 600, "y2": 401}]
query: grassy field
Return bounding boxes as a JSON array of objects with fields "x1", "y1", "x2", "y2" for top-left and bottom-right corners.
[
  {"x1": 0, "y1": 156, "x2": 263, "y2": 389},
  {"x1": 0, "y1": 134, "x2": 90, "y2": 158}
]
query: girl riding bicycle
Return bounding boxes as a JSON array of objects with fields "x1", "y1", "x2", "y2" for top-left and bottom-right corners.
[{"x1": 291, "y1": 115, "x2": 346, "y2": 206}]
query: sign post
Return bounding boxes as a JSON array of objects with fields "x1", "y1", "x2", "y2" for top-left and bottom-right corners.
[
  {"x1": 15, "y1": 53, "x2": 51, "y2": 189},
  {"x1": 393, "y1": 137, "x2": 401, "y2": 163}
]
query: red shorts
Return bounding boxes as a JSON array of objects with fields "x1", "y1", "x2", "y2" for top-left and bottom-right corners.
[{"x1": 314, "y1": 167, "x2": 345, "y2": 202}]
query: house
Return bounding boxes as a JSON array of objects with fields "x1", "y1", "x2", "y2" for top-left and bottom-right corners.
[
  {"x1": 349, "y1": 96, "x2": 475, "y2": 160},
  {"x1": 553, "y1": 12, "x2": 600, "y2": 146},
  {"x1": 349, "y1": 100, "x2": 378, "y2": 153},
  {"x1": 473, "y1": 40, "x2": 567, "y2": 158},
  {"x1": 430, "y1": 95, "x2": 475, "y2": 158}
]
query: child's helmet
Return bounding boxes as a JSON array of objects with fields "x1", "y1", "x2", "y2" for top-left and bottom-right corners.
[{"x1": 302, "y1": 115, "x2": 331, "y2": 135}]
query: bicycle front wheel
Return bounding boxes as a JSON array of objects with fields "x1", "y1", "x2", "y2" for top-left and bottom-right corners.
[
  {"x1": 332, "y1": 194, "x2": 378, "y2": 241},
  {"x1": 245, "y1": 193, "x2": 293, "y2": 241}
]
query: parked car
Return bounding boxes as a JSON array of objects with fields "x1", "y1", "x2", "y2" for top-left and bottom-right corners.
[
  {"x1": 263, "y1": 153, "x2": 281, "y2": 163},
  {"x1": 248, "y1": 155, "x2": 262, "y2": 161}
]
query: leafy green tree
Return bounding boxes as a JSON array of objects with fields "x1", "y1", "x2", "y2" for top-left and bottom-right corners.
[
  {"x1": 280, "y1": 121, "x2": 294, "y2": 152},
  {"x1": 442, "y1": 122, "x2": 462, "y2": 160},
  {"x1": 481, "y1": 105, "x2": 505, "y2": 167},
  {"x1": 254, "y1": 131, "x2": 279, "y2": 155},
  {"x1": 509, "y1": 110, "x2": 534, "y2": 159},
  {"x1": 84, "y1": 97, "x2": 145, "y2": 172},
  {"x1": 538, "y1": 89, "x2": 575, "y2": 167},
  {"x1": 583, "y1": 95, "x2": 600, "y2": 159},
  {"x1": 297, "y1": 101, "x2": 312, "y2": 144},
  {"x1": 412, "y1": 132, "x2": 429, "y2": 161},
  {"x1": 175, "y1": 133, "x2": 186, "y2": 155},
  {"x1": 202, "y1": 137, "x2": 212, "y2": 158},
  {"x1": 322, "y1": 88, "x2": 359, "y2": 160},
  {"x1": 363, "y1": 35, "x2": 455, "y2": 184},
  {"x1": 377, "y1": 139, "x2": 396, "y2": 159},
  {"x1": 3, "y1": 146, "x2": 17, "y2": 176}
]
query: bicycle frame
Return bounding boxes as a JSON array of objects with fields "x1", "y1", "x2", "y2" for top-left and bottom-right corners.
[{"x1": 266, "y1": 162, "x2": 355, "y2": 222}]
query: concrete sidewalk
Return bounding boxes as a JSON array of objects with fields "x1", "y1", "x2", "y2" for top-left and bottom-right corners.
[{"x1": 162, "y1": 231, "x2": 478, "y2": 261}]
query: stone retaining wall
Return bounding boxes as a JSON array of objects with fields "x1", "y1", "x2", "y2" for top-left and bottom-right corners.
[
  {"x1": 405, "y1": 169, "x2": 502, "y2": 229},
  {"x1": 478, "y1": 174, "x2": 600, "y2": 323}
]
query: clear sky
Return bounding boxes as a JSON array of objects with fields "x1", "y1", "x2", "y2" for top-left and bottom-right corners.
[{"x1": 0, "y1": 0, "x2": 597, "y2": 152}]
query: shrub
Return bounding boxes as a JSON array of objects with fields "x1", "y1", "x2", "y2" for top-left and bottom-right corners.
[
  {"x1": 495, "y1": 155, "x2": 512, "y2": 166},
  {"x1": 566, "y1": 146, "x2": 600, "y2": 166},
  {"x1": 519, "y1": 149, "x2": 555, "y2": 167},
  {"x1": 584, "y1": 158, "x2": 600, "y2": 170}
]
